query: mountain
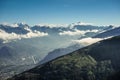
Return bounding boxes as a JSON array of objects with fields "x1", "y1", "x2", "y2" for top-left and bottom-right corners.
[
  {"x1": 0, "y1": 41, "x2": 42, "y2": 80},
  {"x1": 8, "y1": 36, "x2": 120, "y2": 80},
  {"x1": 31, "y1": 23, "x2": 110, "y2": 36},
  {"x1": 0, "y1": 46, "x2": 14, "y2": 59},
  {"x1": 40, "y1": 44, "x2": 82, "y2": 64},
  {"x1": 0, "y1": 23, "x2": 29, "y2": 34},
  {"x1": 93, "y1": 26, "x2": 120, "y2": 38},
  {"x1": 31, "y1": 25, "x2": 71, "y2": 35},
  {"x1": 0, "y1": 46, "x2": 18, "y2": 66},
  {"x1": 0, "y1": 22, "x2": 110, "y2": 43},
  {"x1": 0, "y1": 41, "x2": 41, "y2": 65},
  {"x1": 39, "y1": 25, "x2": 115, "y2": 65},
  {"x1": 0, "y1": 22, "x2": 117, "y2": 80},
  {"x1": 74, "y1": 24, "x2": 103, "y2": 30}
]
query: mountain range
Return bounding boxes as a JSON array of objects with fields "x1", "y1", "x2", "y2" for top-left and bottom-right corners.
[
  {"x1": 39, "y1": 25, "x2": 120, "y2": 65},
  {"x1": 93, "y1": 26, "x2": 120, "y2": 38},
  {"x1": 40, "y1": 44, "x2": 82, "y2": 64},
  {"x1": 8, "y1": 36, "x2": 120, "y2": 80},
  {"x1": 0, "y1": 22, "x2": 120, "y2": 80}
]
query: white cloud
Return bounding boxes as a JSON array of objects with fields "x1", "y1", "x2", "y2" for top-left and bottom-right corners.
[
  {"x1": 1, "y1": 23, "x2": 19, "y2": 27},
  {"x1": 22, "y1": 30, "x2": 48, "y2": 38},
  {"x1": 72, "y1": 36, "x2": 114, "y2": 46},
  {"x1": 72, "y1": 37, "x2": 103, "y2": 46},
  {"x1": 0, "y1": 29, "x2": 48, "y2": 43},
  {"x1": 90, "y1": 29, "x2": 99, "y2": 33},
  {"x1": 21, "y1": 58, "x2": 26, "y2": 61},
  {"x1": 76, "y1": 22, "x2": 93, "y2": 25},
  {"x1": 59, "y1": 29, "x2": 99, "y2": 36},
  {"x1": 35, "y1": 22, "x2": 95, "y2": 29},
  {"x1": 35, "y1": 23, "x2": 69, "y2": 28},
  {"x1": 59, "y1": 29, "x2": 86, "y2": 36},
  {"x1": 69, "y1": 22, "x2": 93, "y2": 28}
]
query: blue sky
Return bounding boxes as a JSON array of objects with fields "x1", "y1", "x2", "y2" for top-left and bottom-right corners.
[{"x1": 0, "y1": 0, "x2": 120, "y2": 26}]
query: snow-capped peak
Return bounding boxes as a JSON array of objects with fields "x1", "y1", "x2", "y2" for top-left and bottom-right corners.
[{"x1": 17, "y1": 23, "x2": 29, "y2": 28}]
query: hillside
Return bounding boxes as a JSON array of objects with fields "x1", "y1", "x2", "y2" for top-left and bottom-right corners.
[
  {"x1": 40, "y1": 44, "x2": 82, "y2": 64},
  {"x1": 0, "y1": 23, "x2": 112, "y2": 80},
  {"x1": 8, "y1": 36, "x2": 120, "y2": 80},
  {"x1": 39, "y1": 25, "x2": 119, "y2": 65},
  {"x1": 93, "y1": 26, "x2": 120, "y2": 38}
]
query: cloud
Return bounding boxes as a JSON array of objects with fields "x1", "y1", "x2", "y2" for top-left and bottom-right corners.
[
  {"x1": 0, "y1": 29, "x2": 48, "y2": 43},
  {"x1": 35, "y1": 22, "x2": 95, "y2": 29},
  {"x1": 35, "y1": 23, "x2": 69, "y2": 28},
  {"x1": 72, "y1": 36, "x2": 114, "y2": 46},
  {"x1": 69, "y1": 22, "x2": 93, "y2": 28},
  {"x1": 59, "y1": 29, "x2": 99, "y2": 36},
  {"x1": 59, "y1": 29, "x2": 86, "y2": 36},
  {"x1": 75, "y1": 22, "x2": 93, "y2": 25},
  {"x1": 90, "y1": 29, "x2": 99, "y2": 33},
  {"x1": 1, "y1": 23, "x2": 19, "y2": 27},
  {"x1": 72, "y1": 37, "x2": 103, "y2": 46},
  {"x1": 22, "y1": 30, "x2": 48, "y2": 38}
]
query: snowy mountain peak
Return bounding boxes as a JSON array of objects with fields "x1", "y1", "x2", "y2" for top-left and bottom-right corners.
[{"x1": 17, "y1": 23, "x2": 29, "y2": 28}]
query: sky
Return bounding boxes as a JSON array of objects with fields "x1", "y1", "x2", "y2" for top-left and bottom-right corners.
[{"x1": 0, "y1": 0, "x2": 120, "y2": 26}]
